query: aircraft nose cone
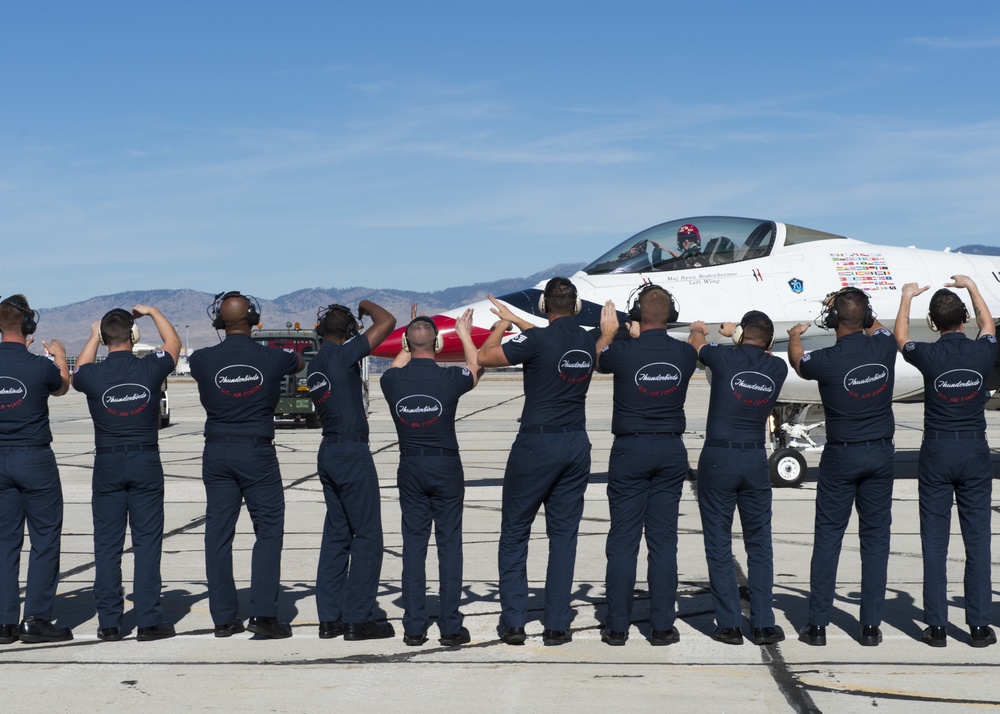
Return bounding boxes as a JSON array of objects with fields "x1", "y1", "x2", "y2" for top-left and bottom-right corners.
[
  {"x1": 371, "y1": 325, "x2": 406, "y2": 359},
  {"x1": 370, "y1": 315, "x2": 495, "y2": 362}
]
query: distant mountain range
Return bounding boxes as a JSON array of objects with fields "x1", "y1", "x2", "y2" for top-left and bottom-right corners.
[
  {"x1": 954, "y1": 245, "x2": 1000, "y2": 256},
  {"x1": 34, "y1": 263, "x2": 587, "y2": 354}
]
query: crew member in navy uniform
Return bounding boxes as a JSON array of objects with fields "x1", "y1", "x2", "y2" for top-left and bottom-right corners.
[
  {"x1": 307, "y1": 300, "x2": 396, "y2": 641},
  {"x1": 190, "y1": 291, "x2": 303, "y2": 639},
  {"x1": 381, "y1": 308, "x2": 482, "y2": 646},
  {"x1": 788, "y1": 287, "x2": 896, "y2": 647},
  {"x1": 592, "y1": 286, "x2": 695, "y2": 647},
  {"x1": 688, "y1": 311, "x2": 788, "y2": 646},
  {"x1": 73, "y1": 305, "x2": 181, "y2": 642},
  {"x1": 895, "y1": 276, "x2": 998, "y2": 648},
  {"x1": 478, "y1": 277, "x2": 596, "y2": 646},
  {"x1": 0, "y1": 294, "x2": 72, "y2": 645}
]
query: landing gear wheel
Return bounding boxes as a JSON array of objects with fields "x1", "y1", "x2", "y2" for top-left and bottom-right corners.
[
  {"x1": 769, "y1": 448, "x2": 807, "y2": 488},
  {"x1": 305, "y1": 413, "x2": 320, "y2": 429}
]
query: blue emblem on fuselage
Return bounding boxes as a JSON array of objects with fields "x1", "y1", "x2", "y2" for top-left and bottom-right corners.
[{"x1": 788, "y1": 278, "x2": 804, "y2": 294}]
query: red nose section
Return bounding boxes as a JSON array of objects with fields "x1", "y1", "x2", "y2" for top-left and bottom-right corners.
[{"x1": 371, "y1": 315, "x2": 501, "y2": 362}]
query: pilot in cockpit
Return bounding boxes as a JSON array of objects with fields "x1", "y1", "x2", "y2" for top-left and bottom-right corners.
[{"x1": 666, "y1": 223, "x2": 704, "y2": 267}]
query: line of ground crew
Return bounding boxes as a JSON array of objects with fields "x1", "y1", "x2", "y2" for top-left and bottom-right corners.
[{"x1": 0, "y1": 276, "x2": 994, "y2": 649}]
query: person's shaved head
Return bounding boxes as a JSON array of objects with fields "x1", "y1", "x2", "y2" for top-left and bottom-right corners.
[
  {"x1": 220, "y1": 295, "x2": 253, "y2": 329},
  {"x1": 406, "y1": 317, "x2": 437, "y2": 352}
]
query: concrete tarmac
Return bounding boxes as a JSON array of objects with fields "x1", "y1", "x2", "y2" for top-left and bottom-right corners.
[{"x1": 3, "y1": 373, "x2": 1000, "y2": 713}]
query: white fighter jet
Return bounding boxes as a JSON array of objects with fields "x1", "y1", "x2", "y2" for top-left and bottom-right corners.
[{"x1": 372, "y1": 215, "x2": 1000, "y2": 487}]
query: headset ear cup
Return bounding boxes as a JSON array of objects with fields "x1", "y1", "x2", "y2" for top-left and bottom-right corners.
[
  {"x1": 131, "y1": 324, "x2": 141, "y2": 345},
  {"x1": 434, "y1": 333, "x2": 443, "y2": 353},
  {"x1": 668, "y1": 298, "x2": 678, "y2": 324},
  {"x1": 926, "y1": 313, "x2": 938, "y2": 332},
  {"x1": 401, "y1": 333, "x2": 411, "y2": 353},
  {"x1": 732, "y1": 325, "x2": 744, "y2": 346},
  {"x1": 538, "y1": 294, "x2": 546, "y2": 314},
  {"x1": 574, "y1": 296, "x2": 581, "y2": 316}
]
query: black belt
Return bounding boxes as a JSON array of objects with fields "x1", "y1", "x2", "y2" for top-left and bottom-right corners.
[
  {"x1": 826, "y1": 438, "x2": 894, "y2": 447},
  {"x1": 401, "y1": 448, "x2": 459, "y2": 458},
  {"x1": 322, "y1": 435, "x2": 368, "y2": 445},
  {"x1": 924, "y1": 430, "x2": 986, "y2": 440},
  {"x1": 704, "y1": 438, "x2": 764, "y2": 449},
  {"x1": 0, "y1": 444, "x2": 47, "y2": 451},
  {"x1": 615, "y1": 432, "x2": 682, "y2": 439},
  {"x1": 205, "y1": 436, "x2": 273, "y2": 445},
  {"x1": 519, "y1": 424, "x2": 585, "y2": 434},
  {"x1": 96, "y1": 444, "x2": 158, "y2": 454}
]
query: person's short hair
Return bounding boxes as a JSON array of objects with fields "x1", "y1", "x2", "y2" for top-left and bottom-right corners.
[
  {"x1": 834, "y1": 289, "x2": 871, "y2": 329},
  {"x1": 405, "y1": 317, "x2": 437, "y2": 351},
  {"x1": 320, "y1": 307, "x2": 356, "y2": 340},
  {"x1": 928, "y1": 288, "x2": 968, "y2": 331},
  {"x1": 542, "y1": 277, "x2": 578, "y2": 315},
  {"x1": 0, "y1": 294, "x2": 32, "y2": 335},
  {"x1": 637, "y1": 287, "x2": 672, "y2": 324},
  {"x1": 101, "y1": 309, "x2": 135, "y2": 347},
  {"x1": 740, "y1": 310, "x2": 774, "y2": 347}
]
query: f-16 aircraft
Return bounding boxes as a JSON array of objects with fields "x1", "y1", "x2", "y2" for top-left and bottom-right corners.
[{"x1": 371, "y1": 215, "x2": 1000, "y2": 487}]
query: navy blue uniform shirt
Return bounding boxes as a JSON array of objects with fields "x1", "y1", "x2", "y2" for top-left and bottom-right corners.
[
  {"x1": 0, "y1": 343, "x2": 62, "y2": 445},
  {"x1": 598, "y1": 331, "x2": 696, "y2": 435},
  {"x1": 700, "y1": 342, "x2": 788, "y2": 442},
  {"x1": 381, "y1": 358, "x2": 475, "y2": 450},
  {"x1": 307, "y1": 336, "x2": 371, "y2": 439},
  {"x1": 799, "y1": 329, "x2": 896, "y2": 442},
  {"x1": 902, "y1": 331, "x2": 998, "y2": 432},
  {"x1": 190, "y1": 334, "x2": 299, "y2": 439},
  {"x1": 500, "y1": 317, "x2": 595, "y2": 428},
  {"x1": 74, "y1": 350, "x2": 175, "y2": 448}
]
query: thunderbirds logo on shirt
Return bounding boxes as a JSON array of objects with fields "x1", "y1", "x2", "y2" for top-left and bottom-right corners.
[
  {"x1": 558, "y1": 350, "x2": 593, "y2": 384},
  {"x1": 101, "y1": 383, "x2": 151, "y2": 417},
  {"x1": 933, "y1": 369, "x2": 983, "y2": 403},
  {"x1": 0, "y1": 376, "x2": 27, "y2": 410},
  {"x1": 730, "y1": 371, "x2": 776, "y2": 406},
  {"x1": 395, "y1": 394, "x2": 443, "y2": 427},
  {"x1": 306, "y1": 371, "x2": 331, "y2": 405},
  {"x1": 214, "y1": 365, "x2": 263, "y2": 398},
  {"x1": 634, "y1": 362, "x2": 682, "y2": 396},
  {"x1": 843, "y1": 363, "x2": 889, "y2": 399}
]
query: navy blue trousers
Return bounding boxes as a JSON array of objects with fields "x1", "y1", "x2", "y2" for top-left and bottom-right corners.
[
  {"x1": 604, "y1": 434, "x2": 687, "y2": 632},
  {"x1": 697, "y1": 445, "x2": 775, "y2": 629},
  {"x1": 397, "y1": 453, "x2": 464, "y2": 636},
  {"x1": 498, "y1": 430, "x2": 591, "y2": 631},
  {"x1": 0, "y1": 446, "x2": 62, "y2": 623},
  {"x1": 92, "y1": 450, "x2": 165, "y2": 628},
  {"x1": 316, "y1": 441, "x2": 383, "y2": 624},
  {"x1": 808, "y1": 441, "x2": 894, "y2": 627},
  {"x1": 918, "y1": 438, "x2": 992, "y2": 627},
  {"x1": 202, "y1": 441, "x2": 285, "y2": 625}
]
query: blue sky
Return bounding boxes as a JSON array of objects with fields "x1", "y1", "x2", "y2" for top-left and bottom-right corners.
[{"x1": 2, "y1": 2, "x2": 999, "y2": 307}]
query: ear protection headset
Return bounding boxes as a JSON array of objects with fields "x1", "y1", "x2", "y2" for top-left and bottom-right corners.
[
  {"x1": 209, "y1": 291, "x2": 261, "y2": 330},
  {"x1": 822, "y1": 287, "x2": 875, "y2": 329},
  {"x1": 538, "y1": 277, "x2": 582, "y2": 316},
  {"x1": 315, "y1": 304, "x2": 359, "y2": 339},
  {"x1": 733, "y1": 310, "x2": 775, "y2": 350},
  {"x1": 0, "y1": 295, "x2": 38, "y2": 336},
  {"x1": 401, "y1": 316, "x2": 443, "y2": 353},
  {"x1": 926, "y1": 302, "x2": 970, "y2": 332},
  {"x1": 626, "y1": 282, "x2": 679, "y2": 324},
  {"x1": 99, "y1": 308, "x2": 141, "y2": 346}
]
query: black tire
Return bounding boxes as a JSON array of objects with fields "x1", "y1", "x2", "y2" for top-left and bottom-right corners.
[
  {"x1": 159, "y1": 413, "x2": 170, "y2": 429},
  {"x1": 305, "y1": 413, "x2": 320, "y2": 429},
  {"x1": 768, "y1": 448, "x2": 807, "y2": 488}
]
